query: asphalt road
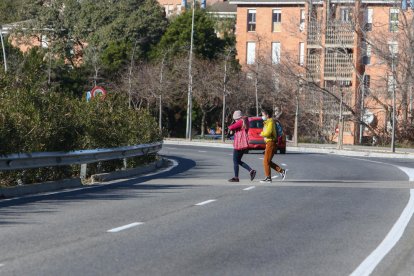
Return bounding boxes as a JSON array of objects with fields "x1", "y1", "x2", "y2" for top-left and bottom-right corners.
[{"x1": 0, "y1": 145, "x2": 414, "y2": 276}]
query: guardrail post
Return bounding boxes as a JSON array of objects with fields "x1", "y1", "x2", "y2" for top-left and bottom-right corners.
[
  {"x1": 80, "y1": 164, "x2": 87, "y2": 179},
  {"x1": 123, "y1": 158, "x2": 127, "y2": 170}
]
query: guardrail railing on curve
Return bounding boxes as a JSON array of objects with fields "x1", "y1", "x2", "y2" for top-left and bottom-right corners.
[{"x1": 0, "y1": 141, "x2": 163, "y2": 178}]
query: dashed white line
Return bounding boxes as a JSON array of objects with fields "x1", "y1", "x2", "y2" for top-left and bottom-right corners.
[
  {"x1": 259, "y1": 158, "x2": 264, "y2": 160},
  {"x1": 272, "y1": 175, "x2": 279, "y2": 179},
  {"x1": 282, "y1": 163, "x2": 287, "y2": 166},
  {"x1": 243, "y1": 186, "x2": 256, "y2": 191},
  {"x1": 198, "y1": 150, "x2": 207, "y2": 153},
  {"x1": 195, "y1": 199, "x2": 216, "y2": 206},
  {"x1": 107, "y1": 222, "x2": 144, "y2": 233}
]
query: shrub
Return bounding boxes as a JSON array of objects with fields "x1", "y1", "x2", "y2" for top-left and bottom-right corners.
[{"x1": 0, "y1": 89, "x2": 161, "y2": 187}]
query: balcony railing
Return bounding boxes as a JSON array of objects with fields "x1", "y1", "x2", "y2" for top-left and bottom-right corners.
[
  {"x1": 307, "y1": 20, "x2": 322, "y2": 46},
  {"x1": 325, "y1": 20, "x2": 355, "y2": 46},
  {"x1": 306, "y1": 52, "x2": 321, "y2": 81},
  {"x1": 323, "y1": 86, "x2": 353, "y2": 115},
  {"x1": 324, "y1": 51, "x2": 354, "y2": 80}
]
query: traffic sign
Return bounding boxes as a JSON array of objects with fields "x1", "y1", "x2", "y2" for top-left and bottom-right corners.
[{"x1": 91, "y1": 86, "x2": 107, "y2": 100}]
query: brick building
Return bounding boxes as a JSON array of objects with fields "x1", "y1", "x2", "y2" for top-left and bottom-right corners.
[{"x1": 229, "y1": 0, "x2": 414, "y2": 144}]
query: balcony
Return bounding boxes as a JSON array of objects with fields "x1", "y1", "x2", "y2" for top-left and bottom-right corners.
[
  {"x1": 325, "y1": 20, "x2": 355, "y2": 47},
  {"x1": 322, "y1": 85, "x2": 353, "y2": 115},
  {"x1": 307, "y1": 20, "x2": 322, "y2": 47},
  {"x1": 324, "y1": 51, "x2": 354, "y2": 80},
  {"x1": 306, "y1": 52, "x2": 321, "y2": 81}
]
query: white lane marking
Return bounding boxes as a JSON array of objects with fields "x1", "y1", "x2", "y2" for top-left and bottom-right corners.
[
  {"x1": 198, "y1": 150, "x2": 207, "y2": 153},
  {"x1": 243, "y1": 186, "x2": 256, "y2": 191},
  {"x1": 259, "y1": 158, "x2": 264, "y2": 160},
  {"x1": 0, "y1": 264, "x2": 4, "y2": 267},
  {"x1": 0, "y1": 159, "x2": 179, "y2": 202},
  {"x1": 272, "y1": 175, "x2": 279, "y2": 179},
  {"x1": 195, "y1": 199, "x2": 216, "y2": 206},
  {"x1": 349, "y1": 161, "x2": 414, "y2": 276},
  {"x1": 107, "y1": 222, "x2": 144, "y2": 233},
  {"x1": 281, "y1": 163, "x2": 287, "y2": 166}
]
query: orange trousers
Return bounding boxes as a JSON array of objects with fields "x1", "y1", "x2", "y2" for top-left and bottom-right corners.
[{"x1": 263, "y1": 141, "x2": 283, "y2": 177}]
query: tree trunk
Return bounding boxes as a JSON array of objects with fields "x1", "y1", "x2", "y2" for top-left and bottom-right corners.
[{"x1": 201, "y1": 110, "x2": 206, "y2": 138}]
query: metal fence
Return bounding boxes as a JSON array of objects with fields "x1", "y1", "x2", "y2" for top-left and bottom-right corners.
[{"x1": 0, "y1": 142, "x2": 163, "y2": 178}]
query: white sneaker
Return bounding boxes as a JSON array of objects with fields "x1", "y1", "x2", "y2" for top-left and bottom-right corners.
[
  {"x1": 280, "y1": 169, "x2": 287, "y2": 181},
  {"x1": 260, "y1": 177, "x2": 272, "y2": 183}
]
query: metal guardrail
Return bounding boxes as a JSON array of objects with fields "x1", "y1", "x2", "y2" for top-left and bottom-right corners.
[{"x1": 0, "y1": 142, "x2": 163, "y2": 172}]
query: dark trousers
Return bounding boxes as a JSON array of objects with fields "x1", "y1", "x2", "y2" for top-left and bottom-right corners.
[{"x1": 233, "y1": 149, "x2": 252, "y2": 178}]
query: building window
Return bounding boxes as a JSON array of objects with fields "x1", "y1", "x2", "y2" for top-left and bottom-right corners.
[
  {"x1": 164, "y1": 4, "x2": 174, "y2": 17},
  {"x1": 176, "y1": 4, "x2": 182, "y2": 14},
  {"x1": 247, "y1": 9, "x2": 256, "y2": 32},
  {"x1": 364, "y1": 8, "x2": 373, "y2": 31},
  {"x1": 299, "y1": 42, "x2": 305, "y2": 66},
  {"x1": 388, "y1": 41, "x2": 398, "y2": 58},
  {"x1": 41, "y1": 35, "x2": 48, "y2": 48},
  {"x1": 363, "y1": 42, "x2": 371, "y2": 65},
  {"x1": 388, "y1": 75, "x2": 396, "y2": 95},
  {"x1": 247, "y1": 42, "x2": 256, "y2": 64},
  {"x1": 390, "y1": 8, "x2": 399, "y2": 32},
  {"x1": 363, "y1": 75, "x2": 371, "y2": 94},
  {"x1": 299, "y1": 9, "x2": 305, "y2": 31},
  {"x1": 272, "y1": 9, "x2": 281, "y2": 32},
  {"x1": 340, "y1": 8, "x2": 352, "y2": 22},
  {"x1": 271, "y1": 42, "x2": 281, "y2": 64}
]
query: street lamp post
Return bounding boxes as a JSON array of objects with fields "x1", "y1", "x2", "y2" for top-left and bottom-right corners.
[
  {"x1": 186, "y1": 0, "x2": 196, "y2": 140},
  {"x1": 337, "y1": 87, "x2": 344, "y2": 150},
  {"x1": 391, "y1": 50, "x2": 396, "y2": 152},
  {"x1": 0, "y1": 27, "x2": 8, "y2": 72},
  {"x1": 293, "y1": 81, "x2": 302, "y2": 147}
]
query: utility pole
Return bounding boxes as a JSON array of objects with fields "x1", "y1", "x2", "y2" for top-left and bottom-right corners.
[
  {"x1": 390, "y1": 0, "x2": 398, "y2": 153},
  {"x1": 293, "y1": 82, "x2": 301, "y2": 147},
  {"x1": 391, "y1": 50, "x2": 396, "y2": 152},
  {"x1": 0, "y1": 27, "x2": 7, "y2": 72},
  {"x1": 359, "y1": 75, "x2": 366, "y2": 144},
  {"x1": 158, "y1": 50, "x2": 169, "y2": 133},
  {"x1": 221, "y1": 48, "x2": 232, "y2": 143},
  {"x1": 337, "y1": 88, "x2": 344, "y2": 150},
  {"x1": 186, "y1": 0, "x2": 195, "y2": 140}
]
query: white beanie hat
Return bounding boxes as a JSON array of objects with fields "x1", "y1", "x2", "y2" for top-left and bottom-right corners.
[{"x1": 233, "y1": 110, "x2": 243, "y2": 120}]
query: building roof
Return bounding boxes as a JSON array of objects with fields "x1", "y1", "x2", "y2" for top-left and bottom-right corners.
[{"x1": 209, "y1": 1, "x2": 237, "y2": 13}]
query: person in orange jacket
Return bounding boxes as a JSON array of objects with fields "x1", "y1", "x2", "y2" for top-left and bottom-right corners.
[{"x1": 259, "y1": 109, "x2": 286, "y2": 183}]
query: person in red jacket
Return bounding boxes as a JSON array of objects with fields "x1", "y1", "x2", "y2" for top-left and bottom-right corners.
[{"x1": 228, "y1": 110, "x2": 256, "y2": 182}]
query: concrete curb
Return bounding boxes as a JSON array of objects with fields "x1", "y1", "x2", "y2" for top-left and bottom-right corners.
[
  {"x1": 0, "y1": 178, "x2": 82, "y2": 198},
  {"x1": 164, "y1": 139, "x2": 414, "y2": 159},
  {"x1": 91, "y1": 158, "x2": 167, "y2": 183}
]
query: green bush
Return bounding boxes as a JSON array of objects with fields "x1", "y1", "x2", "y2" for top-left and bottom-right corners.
[{"x1": 0, "y1": 89, "x2": 162, "y2": 187}]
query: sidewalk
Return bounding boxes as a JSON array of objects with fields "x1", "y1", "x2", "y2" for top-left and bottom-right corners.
[{"x1": 164, "y1": 138, "x2": 414, "y2": 159}]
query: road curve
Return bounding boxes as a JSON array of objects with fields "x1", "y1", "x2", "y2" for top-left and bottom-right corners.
[{"x1": 0, "y1": 144, "x2": 413, "y2": 275}]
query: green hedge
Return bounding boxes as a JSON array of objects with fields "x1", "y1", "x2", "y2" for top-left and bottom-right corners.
[{"x1": 0, "y1": 89, "x2": 161, "y2": 186}]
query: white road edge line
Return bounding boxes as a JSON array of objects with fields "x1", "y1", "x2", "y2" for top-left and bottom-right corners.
[
  {"x1": 107, "y1": 222, "x2": 144, "y2": 233},
  {"x1": 0, "y1": 159, "x2": 179, "y2": 202},
  {"x1": 243, "y1": 186, "x2": 255, "y2": 191},
  {"x1": 348, "y1": 156, "x2": 414, "y2": 276},
  {"x1": 195, "y1": 199, "x2": 216, "y2": 206}
]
